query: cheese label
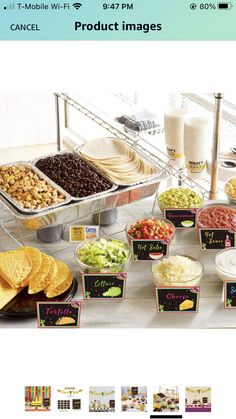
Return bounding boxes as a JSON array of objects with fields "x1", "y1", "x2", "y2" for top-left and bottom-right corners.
[
  {"x1": 37, "y1": 301, "x2": 82, "y2": 328},
  {"x1": 155, "y1": 287, "x2": 200, "y2": 312},
  {"x1": 224, "y1": 281, "x2": 236, "y2": 309}
]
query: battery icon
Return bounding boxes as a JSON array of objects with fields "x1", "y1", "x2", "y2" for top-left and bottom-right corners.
[{"x1": 218, "y1": 2, "x2": 233, "y2": 8}]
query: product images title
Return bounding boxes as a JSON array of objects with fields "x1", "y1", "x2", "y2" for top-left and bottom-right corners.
[{"x1": 75, "y1": 21, "x2": 162, "y2": 34}]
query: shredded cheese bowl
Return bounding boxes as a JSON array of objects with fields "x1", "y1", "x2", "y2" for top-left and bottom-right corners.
[{"x1": 151, "y1": 255, "x2": 203, "y2": 286}]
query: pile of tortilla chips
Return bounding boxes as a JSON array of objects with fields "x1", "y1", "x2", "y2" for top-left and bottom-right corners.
[{"x1": 0, "y1": 246, "x2": 73, "y2": 309}]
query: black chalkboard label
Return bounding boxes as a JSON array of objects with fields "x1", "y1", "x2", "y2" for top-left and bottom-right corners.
[
  {"x1": 37, "y1": 301, "x2": 81, "y2": 328},
  {"x1": 224, "y1": 282, "x2": 236, "y2": 308},
  {"x1": 156, "y1": 287, "x2": 200, "y2": 312},
  {"x1": 43, "y1": 398, "x2": 50, "y2": 408},
  {"x1": 200, "y1": 229, "x2": 235, "y2": 250},
  {"x1": 72, "y1": 399, "x2": 81, "y2": 410},
  {"x1": 164, "y1": 208, "x2": 197, "y2": 229},
  {"x1": 131, "y1": 240, "x2": 168, "y2": 261},
  {"x1": 131, "y1": 387, "x2": 139, "y2": 396},
  {"x1": 109, "y1": 400, "x2": 115, "y2": 409},
  {"x1": 82, "y1": 273, "x2": 126, "y2": 299}
]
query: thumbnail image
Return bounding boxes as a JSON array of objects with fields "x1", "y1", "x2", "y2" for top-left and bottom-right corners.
[
  {"x1": 153, "y1": 386, "x2": 179, "y2": 412},
  {"x1": 57, "y1": 387, "x2": 84, "y2": 412},
  {"x1": 121, "y1": 386, "x2": 147, "y2": 412},
  {"x1": 89, "y1": 387, "x2": 115, "y2": 412},
  {"x1": 25, "y1": 386, "x2": 51, "y2": 411},
  {"x1": 185, "y1": 386, "x2": 211, "y2": 412}
]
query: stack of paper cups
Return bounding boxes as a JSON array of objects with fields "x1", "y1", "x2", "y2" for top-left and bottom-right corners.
[
  {"x1": 184, "y1": 117, "x2": 209, "y2": 180},
  {"x1": 164, "y1": 108, "x2": 187, "y2": 168}
]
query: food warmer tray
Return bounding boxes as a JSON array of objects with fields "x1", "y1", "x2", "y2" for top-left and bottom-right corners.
[
  {"x1": 74, "y1": 140, "x2": 164, "y2": 187},
  {"x1": 0, "y1": 168, "x2": 170, "y2": 231},
  {"x1": 0, "y1": 161, "x2": 71, "y2": 214},
  {"x1": 32, "y1": 151, "x2": 118, "y2": 201}
]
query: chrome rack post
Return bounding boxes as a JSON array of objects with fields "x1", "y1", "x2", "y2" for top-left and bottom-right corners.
[
  {"x1": 55, "y1": 93, "x2": 63, "y2": 152},
  {"x1": 209, "y1": 93, "x2": 224, "y2": 200}
]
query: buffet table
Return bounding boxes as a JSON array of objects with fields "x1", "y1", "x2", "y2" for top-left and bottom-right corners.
[
  {"x1": 0, "y1": 199, "x2": 233, "y2": 329},
  {"x1": 0, "y1": 93, "x2": 235, "y2": 329}
]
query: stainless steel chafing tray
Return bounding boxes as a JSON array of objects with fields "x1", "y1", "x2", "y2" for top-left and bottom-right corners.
[
  {"x1": 74, "y1": 138, "x2": 164, "y2": 187},
  {"x1": 32, "y1": 151, "x2": 117, "y2": 201},
  {"x1": 0, "y1": 168, "x2": 170, "y2": 231},
  {"x1": 0, "y1": 161, "x2": 71, "y2": 214}
]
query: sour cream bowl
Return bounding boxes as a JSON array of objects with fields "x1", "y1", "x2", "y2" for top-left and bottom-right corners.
[{"x1": 215, "y1": 248, "x2": 236, "y2": 282}]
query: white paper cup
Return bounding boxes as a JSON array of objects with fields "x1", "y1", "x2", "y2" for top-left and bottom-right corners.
[
  {"x1": 184, "y1": 117, "x2": 210, "y2": 179},
  {"x1": 164, "y1": 108, "x2": 187, "y2": 168}
]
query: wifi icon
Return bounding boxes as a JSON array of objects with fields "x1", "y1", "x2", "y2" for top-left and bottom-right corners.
[{"x1": 73, "y1": 2, "x2": 82, "y2": 9}]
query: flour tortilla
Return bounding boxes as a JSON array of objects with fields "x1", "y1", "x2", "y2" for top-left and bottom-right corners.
[
  {"x1": 81, "y1": 137, "x2": 128, "y2": 160},
  {"x1": 80, "y1": 137, "x2": 157, "y2": 185}
]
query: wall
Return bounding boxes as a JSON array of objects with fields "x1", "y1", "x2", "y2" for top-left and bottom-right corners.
[{"x1": 0, "y1": 94, "x2": 56, "y2": 149}]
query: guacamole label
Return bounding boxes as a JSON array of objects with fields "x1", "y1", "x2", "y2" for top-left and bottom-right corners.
[{"x1": 164, "y1": 208, "x2": 197, "y2": 229}]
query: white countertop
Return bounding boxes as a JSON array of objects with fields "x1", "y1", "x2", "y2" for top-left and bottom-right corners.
[{"x1": 0, "y1": 200, "x2": 234, "y2": 329}]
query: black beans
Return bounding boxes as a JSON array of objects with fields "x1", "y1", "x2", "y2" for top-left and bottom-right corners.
[{"x1": 36, "y1": 154, "x2": 112, "y2": 198}]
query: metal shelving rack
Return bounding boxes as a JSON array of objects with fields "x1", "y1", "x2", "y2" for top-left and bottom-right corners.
[
  {"x1": 0, "y1": 92, "x2": 226, "y2": 247},
  {"x1": 55, "y1": 92, "x2": 224, "y2": 199}
]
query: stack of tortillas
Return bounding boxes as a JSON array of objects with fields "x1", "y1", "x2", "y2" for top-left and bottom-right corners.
[
  {"x1": 80, "y1": 137, "x2": 157, "y2": 185},
  {"x1": 0, "y1": 246, "x2": 73, "y2": 309}
]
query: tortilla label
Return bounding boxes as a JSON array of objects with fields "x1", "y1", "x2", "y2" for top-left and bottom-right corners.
[
  {"x1": 199, "y1": 228, "x2": 235, "y2": 250},
  {"x1": 155, "y1": 287, "x2": 200, "y2": 312},
  {"x1": 131, "y1": 239, "x2": 168, "y2": 260},
  {"x1": 164, "y1": 208, "x2": 197, "y2": 228},
  {"x1": 82, "y1": 273, "x2": 126, "y2": 299},
  {"x1": 37, "y1": 301, "x2": 81, "y2": 328}
]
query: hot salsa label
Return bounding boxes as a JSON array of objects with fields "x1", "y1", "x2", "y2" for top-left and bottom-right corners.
[
  {"x1": 199, "y1": 229, "x2": 235, "y2": 250},
  {"x1": 131, "y1": 239, "x2": 168, "y2": 261},
  {"x1": 164, "y1": 208, "x2": 197, "y2": 229},
  {"x1": 156, "y1": 287, "x2": 200, "y2": 312}
]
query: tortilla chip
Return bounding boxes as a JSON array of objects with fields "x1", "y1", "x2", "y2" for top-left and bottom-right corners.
[
  {"x1": 0, "y1": 250, "x2": 32, "y2": 288},
  {"x1": 0, "y1": 276, "x2": 23, "y2": 310},
  {"x1": 17, "y1": 246, "x2": 42, "y2": 287},
  {"x1": 45, "y1": 260, "x2": 72, "y2": 298},
  {"x1": 28, "y1": 253, "x2": 51, "y2": 294},
  {"x1": 45, "y1": 256, "x2": 58, "y2": 285}
]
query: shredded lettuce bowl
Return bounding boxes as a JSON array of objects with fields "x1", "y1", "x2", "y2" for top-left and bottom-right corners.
[{"x1": 75, "y1": 238, "x2": 131, "y2": 273}]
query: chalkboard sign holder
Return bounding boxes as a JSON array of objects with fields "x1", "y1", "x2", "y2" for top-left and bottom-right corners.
[
  {"x1": 82, "y1": 273, "x2": 127, "y2": 300},
  {"x1": 199, "y1": 228, "x2": 236, "y2": 251},
  {"x1": 37, "y1": 301, "x2": 82, "y2": 328},
  {"x1": 164, "y1": 208, "x2": 197, "y2": 229},
  {"x1": 224, "y1": 281, "x2": 236, "y2": 309},
  {"x1": 155, "y1": 286, "x2": 200, "y2": 313},
  {"x1": 131, "y1": 239, "x2": 169, "y2": 261}
]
